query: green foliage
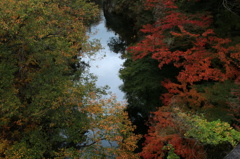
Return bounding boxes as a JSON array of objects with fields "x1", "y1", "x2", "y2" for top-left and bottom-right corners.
[
  {"x1": 195, "y1": 81, "x2": 236, "y2": 102},
  {"x1": 119, "y1": 54, "x2": 180, "y2": 117},
  {"x1": 162, "y1": 144, "x2": 180, "y2": 159},
  {"x1": 193, "y1": 80, "x2": 237, "y2": 122},
  {"x1": 0, "y1": 0, "x2": 100, "y2": 158},
  {"x1": 0, "y1": 0, "x2": 141, "y2": 158},
  {"x1": 180, "y1": 113, "x2": 240, "y2": 146},
  {"x1": 104, "y1": 0, "x2": 154, "y2": 43},
  {"x1": 119, "y1": 56, "x2": 163, "y2": 115}
]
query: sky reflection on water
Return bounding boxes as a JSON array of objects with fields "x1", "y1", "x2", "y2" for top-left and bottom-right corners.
[{"x1": 86, "y1": 11, "x2": 125, "y2": 102}]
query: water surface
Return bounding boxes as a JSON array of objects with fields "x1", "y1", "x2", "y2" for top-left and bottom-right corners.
[{"x1": 87, "y1": 11, "x2": 125, "y2": 101}]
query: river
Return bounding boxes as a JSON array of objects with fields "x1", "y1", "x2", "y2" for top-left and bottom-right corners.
[
  {"x1": 83, "y1": 2, "x2": 126, "y2": 149},
  {"x1": 86, "y1": 8, "x2": 125, "y2": 102}
]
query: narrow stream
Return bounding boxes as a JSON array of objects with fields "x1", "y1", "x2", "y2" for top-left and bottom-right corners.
[
  {"x1": 84, "y1": 6, "x2": 126, "y2": 149},
  {"x1": 87, "y1": 10, "x2": 125, "y2": 102}
]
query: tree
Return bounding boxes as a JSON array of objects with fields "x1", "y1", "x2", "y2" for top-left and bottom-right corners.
[
  {"x1": 129, "y1": 0, "x2": 240, "y2": 118},
  {"x1": 180, "y1": 112, "x2": 240, "y2": 146},
  {"x1": 0, "y1": 0, "x2": 98, "y2": 157},
  {"x1": 141, "y1": 107, "x2": 240, "y2": 159},
  {"x1": 127, "y1": 0, "x2": 240, "y2": 158},
  {"x1": 140, "y1": 107, "x2": 206, "y2": 159},
  {"x1": 80, "y1": 93, "x2": 141, "y2": 159},
  {"x1": 0, "y1": 0, "x2": 139, "y2": 158}
]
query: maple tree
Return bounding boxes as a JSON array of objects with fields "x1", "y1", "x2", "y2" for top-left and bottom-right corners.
[
  {"x1": 126, "y1": 0, "x2": 240, "y2": 158},
  {"x1": 80, "y1": 93, "x2": 141, "y2": 159},
  {"x1": 141, "y1": 107, "x2": 240, "y2": 159},
  {"x1": 140, "y1": 107, "x2": 206, "y2": 159},
  {"x1": 0, "y1": 0, "x2": 139, "y2": 158}
]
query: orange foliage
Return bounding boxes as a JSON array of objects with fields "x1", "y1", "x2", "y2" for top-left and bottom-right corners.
[{"x1": 81, "y1": 93, "x2": 141, "y2": 158}]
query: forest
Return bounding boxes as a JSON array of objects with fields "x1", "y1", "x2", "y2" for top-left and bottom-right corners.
[
  {"x1": 105, "y1": 0, "x2": 240, "y2": 158},
  {"x1": 0, "y1": 0, "x2": 139, "y2": 158},
  {"x1": 0, "y1": 0, "x2": 240, "y2": 158}
]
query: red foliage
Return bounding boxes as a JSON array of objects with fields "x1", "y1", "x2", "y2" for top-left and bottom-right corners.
[
  {"x1": 129, "y1": 0, "x2": 240, "y2": 105},
  {"x1": 140, "y1": 108, "x2": 206, "y2": 159},
  {"x1": 128, "y1": 0, "x2": 240, "y2": 158}
]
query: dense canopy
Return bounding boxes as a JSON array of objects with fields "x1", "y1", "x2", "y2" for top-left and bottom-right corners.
[{"x1": 0, "y1": 0, "x2": 139, "y2": 158}]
